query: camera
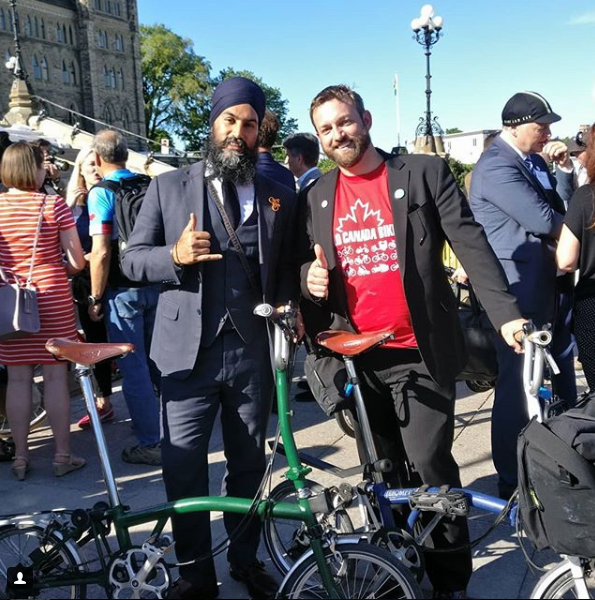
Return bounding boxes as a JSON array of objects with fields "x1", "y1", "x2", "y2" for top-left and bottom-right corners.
[{"x1": 46, "y1": 150, "x2": 70, "y2": 172}]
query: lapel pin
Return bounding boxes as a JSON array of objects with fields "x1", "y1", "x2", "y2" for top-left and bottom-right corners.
[
  {"x1": 394, "y1": 189, "x2": 406, "y2": 200},
  {"x1": 268, "y1": 197, "x2": 281, "y2": 212},
  {"x1": 321, "y1": 200, "x2": 329, "y2": 208}
]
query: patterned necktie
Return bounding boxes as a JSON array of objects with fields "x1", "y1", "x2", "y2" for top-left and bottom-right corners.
[
  {"x1": 222, "y1": 180, "x2": 241, "y2": 229},
  {"x1": 524, "y1": 156, "x2": 537, "y2": 175}
]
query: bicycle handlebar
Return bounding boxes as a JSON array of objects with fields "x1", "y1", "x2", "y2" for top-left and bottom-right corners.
[{"x1": 253, "y1": 302, "x2": 299, "y2": 371}]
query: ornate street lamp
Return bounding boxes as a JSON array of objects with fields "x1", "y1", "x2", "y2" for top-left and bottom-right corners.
[
  {"x1": 6, "y1": 0, "x2": 26, "y2": 80},
  {"x1": 411, "y1": 4, "x2": 444, "y2": 153}
]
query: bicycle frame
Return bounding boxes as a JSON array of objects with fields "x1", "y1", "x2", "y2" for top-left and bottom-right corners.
[{"x1": 2, "y1": 303, "x2": 348, "y2": 598}]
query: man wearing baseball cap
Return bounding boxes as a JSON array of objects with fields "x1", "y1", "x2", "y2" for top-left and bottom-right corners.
[
  {"x1": 122, "y1": 76, "x2": 297, "y2": 599},
  {"x1": 470, "y1": 91, "x2": 577, "y2": 500}
]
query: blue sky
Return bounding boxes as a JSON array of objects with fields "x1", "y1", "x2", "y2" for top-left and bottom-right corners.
[{"x1": 138, "y1": 0, "x2": 595, "y2": 151}]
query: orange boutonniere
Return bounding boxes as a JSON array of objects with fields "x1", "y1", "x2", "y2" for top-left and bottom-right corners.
[{"x1": 269, "y1": 197, "x2": 281, "y2": 212}]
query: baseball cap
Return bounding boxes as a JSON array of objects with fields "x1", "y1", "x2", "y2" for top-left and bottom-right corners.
[{"x1": 502, "y1": 92, "x2": 561, "y2": 126}]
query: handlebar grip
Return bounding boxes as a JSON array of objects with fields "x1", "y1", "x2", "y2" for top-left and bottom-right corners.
[{"x1": 253, "y1": 304, "x2": 276, "y2": 318}]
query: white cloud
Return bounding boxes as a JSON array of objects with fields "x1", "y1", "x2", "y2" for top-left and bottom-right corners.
[{"x1": 569, "y1": 11, "x2": 595, "y2": 25}]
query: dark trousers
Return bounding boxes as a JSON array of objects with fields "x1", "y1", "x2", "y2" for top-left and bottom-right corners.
[
  {"x1": 77, "y1": 303, "x2": 112, "y2": 398},
  {"x1": 161, "y1": 328, "x2": 273, "y2": 587},
  {"x1": 492, "y1": 287, "x2": 577, "y2": 490},
  {"x1": 354, "y1": 348, "x2": 472, "y2": 593},
  {"x1": 574, "y1": 295, "x2": 595, "y2": 391}
]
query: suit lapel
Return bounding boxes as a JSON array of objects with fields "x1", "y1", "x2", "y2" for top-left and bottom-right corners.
[
  {"x1": 180, "y1": 161, "x2": 206, "y2": 231},
  {"x1": 385, "y1": 157, "x2": 410, "y2": 280},
  {"x1": 255, "y1": 175, "x2": 276, "y2": 295},
  {"x1": 311, "y1": 169, "x2": 339, "y2": 270}
]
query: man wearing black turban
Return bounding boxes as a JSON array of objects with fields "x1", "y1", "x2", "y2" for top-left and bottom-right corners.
[{"x1": 122, "y1": 76, "x2": 298, "y2": 599}]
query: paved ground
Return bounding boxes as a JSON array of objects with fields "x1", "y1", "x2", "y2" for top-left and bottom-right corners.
[{"x1": 0, "y1": 355, "x2": 586, "y2": 599}]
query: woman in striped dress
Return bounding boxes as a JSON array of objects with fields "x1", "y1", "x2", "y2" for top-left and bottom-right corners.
[{"x1": 0, "y1": 142, "x2": 86, "y2": 480}]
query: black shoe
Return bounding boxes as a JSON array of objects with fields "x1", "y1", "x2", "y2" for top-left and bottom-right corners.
[
  {"x1": 433, "y1": 590, "x2": 469, "y2": 599},
  {"x1": 297, "y1": 380, "x2": 310, "y2": 391},
  {"x1": 497, "y1": 480, "x2": 516, "y2": 502},
  {"x1": 295, "y1": 390, "x2": 316, "y2": 402},
  {"x1": 230, "y1": 561, "x2": 278, "y2": 599},
  {"x1": 167, "y1": 577, "x2": 219, "y2": 599}
]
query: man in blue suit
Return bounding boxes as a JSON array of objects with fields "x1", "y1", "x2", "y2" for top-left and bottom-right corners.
[
  {"x1": 122, "y1": 77, "x2": 297, "y2": 600},
  {"x1": 470, "y1": 91, "x2": 576, "y2": 499}
]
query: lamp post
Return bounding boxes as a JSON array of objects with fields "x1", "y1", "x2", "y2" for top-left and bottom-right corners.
[
  {"x1": 7, "y1": 0, "x2": 26, "y2": 80},
  {"x1": 411, "y1": 4, "x2": 444, "y2": 153},
  {"x1": 3, "y1": 0, "x2": 34, "y2": 126}
]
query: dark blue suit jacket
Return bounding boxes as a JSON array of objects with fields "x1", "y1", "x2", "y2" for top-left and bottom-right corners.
[
  {"x1": 121, "y1": 161, "x2": 298, "y2": 379},
  {"x1": 469, "y1": 135, "x2": 571, "y2": 324},
  {"x1": 256, "y1": 152, "x2": 296, "y2": 192}
]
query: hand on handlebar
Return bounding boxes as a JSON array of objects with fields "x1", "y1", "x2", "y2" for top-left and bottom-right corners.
[{"x1": 500, "y1": 318, "x2": 530, "y2": 354}]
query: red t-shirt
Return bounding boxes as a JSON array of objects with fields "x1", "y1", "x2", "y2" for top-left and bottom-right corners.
[{"x1": 333, "y1": 163, "x2": 417, "y2": 349}]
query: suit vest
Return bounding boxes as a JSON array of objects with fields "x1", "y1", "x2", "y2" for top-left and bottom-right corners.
[{"x1": 200, "y1": 184, "x2": 266, "y2": 347}]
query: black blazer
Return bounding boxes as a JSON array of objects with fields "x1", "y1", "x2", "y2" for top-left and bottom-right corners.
[
  {"x1": 299, "y1": 151, "x2": 522, "y2": 386},
  {"x1": 122, "y1": 161, "x2": 298, "y2": 379}
]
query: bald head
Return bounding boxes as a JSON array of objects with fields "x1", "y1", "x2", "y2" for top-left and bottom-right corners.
[{"x1": 92, "y1": 129, "x2": 128, "y2": 167}]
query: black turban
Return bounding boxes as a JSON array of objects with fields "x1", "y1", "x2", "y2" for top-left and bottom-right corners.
[{"x1": 209, "y1": 77, "x2": 266, "y2": 127}]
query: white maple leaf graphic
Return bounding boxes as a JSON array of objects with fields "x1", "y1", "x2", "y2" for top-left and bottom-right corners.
[{"x1": 336, "y1": 198, "x2": 385, "y2": 233}]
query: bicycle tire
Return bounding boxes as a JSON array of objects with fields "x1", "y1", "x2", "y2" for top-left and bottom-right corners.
[
  {"x1": 0, "y1": 366, "x2": 47, "y2": 438},
  {"x1": 334, "y1": 409, "x2": 356, "y2": 438},
  {"x1": 532, "y1": 564, "x2": 594, "y2": 599},
  {"x1": 278, "y1": 541, "x2": 423, "y2": 599},
  {"x1": 264, "y1": 479, "x2": 354, "y2": 576},
  {"x1": 0, "y1": 524, "x2": 87, "y2": 599}
]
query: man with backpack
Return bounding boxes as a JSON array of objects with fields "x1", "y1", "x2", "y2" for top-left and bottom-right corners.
[{"x1": 87, "y1": 129, "x2": 161, "y2": 466}]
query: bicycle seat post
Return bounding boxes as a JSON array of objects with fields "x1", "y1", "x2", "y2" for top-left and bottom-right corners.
[
  {"x1": 76, "y1": 363, "x2": 122, "y2": 508},
  {"x1": 343, "y1": 356, "x2": 383, "y2": 484}
]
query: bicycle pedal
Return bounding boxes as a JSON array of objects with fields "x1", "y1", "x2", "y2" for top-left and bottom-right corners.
[{"x1": 408, "y1": 489, "x2": 469, "y2": 516}]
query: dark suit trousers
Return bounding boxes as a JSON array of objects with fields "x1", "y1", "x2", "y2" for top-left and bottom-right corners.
[
  {"x1": 354, "y1": 348, "x2": 472, "y2": 593},
  {"x1": 160, "y1": 328, "x2": 273, "y2": 587}
]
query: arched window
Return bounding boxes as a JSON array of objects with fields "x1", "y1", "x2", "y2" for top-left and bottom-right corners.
[
  {"x1": 115, "y1": 2, "x2": 121, "y2": 17},
  {"x1": 62, "y1": 24, "x2": 66, "y2": 42},
  {"x1": 69, "y1": 26, "x2": 73, "y2": 45},
  {"x1": 110, "y1": 68, "x2": 116, "y2": 89},
  {"x1": 34, "y1": 17, "x2": 39, "y2": 37},
  {"x1": 106, "y1": 0, "x2": 112, "y2": 14},
  {"x1": 32, "y1": 55, "x2": 41, "y2": 80},
  {"x1": 104, "y1": 65, "x2": 110, "y2": 87},
  {"x1": 41, "y1": 56, "x2": 49, "y2": 81},
  {"x1": 55, "y1": 23, "x2": 62, "y2": 42},
  {"x1": 103, "y1": 104, "x2": 114, "y2": 124},
  {"x1": 25, "y1": 15, "x2": 32, "y2": 36},
  {"x1": 122, "y1": 108, "x2": 130, "y2": 131},
  {"x1": 98, "y1": 30, "x2": 107, "y2": 48},
  {"x1": 114, "y1": 34, "x2": 123, "y2": 51},
  {"x1": 70, "y1": 62, "x2": 76, "y2": 85},
  {"x1": 62, "y1": 61, "x2": 70, "y2": 84},
  {"x1": 40, "y1": 19, "x2": 45, "y2": 39},
  {"x1": 118, "y1": 69, "x2": 124, "y2": 90},
  {"x1": 94, "y1": 0, "x2": 102, "y2": 10},
  {"x1": 0, "y1": 10, "x2": 5, "y2": 31}
]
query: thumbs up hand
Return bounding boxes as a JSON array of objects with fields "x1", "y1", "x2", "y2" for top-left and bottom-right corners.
[
  {"x1": 307, "y1": 244, "x2": 330, "y2": 299},
  {"x1": 173, "y1": 213, "x2": 223, "y2": 265}
]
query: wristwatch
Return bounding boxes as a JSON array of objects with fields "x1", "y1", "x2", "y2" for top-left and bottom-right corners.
[{"x1": 87, "y1": 295, "x2": 103, "y2": 306}]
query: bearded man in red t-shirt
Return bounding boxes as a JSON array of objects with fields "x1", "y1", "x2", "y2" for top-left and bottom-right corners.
[{"x1": 299, "y1": 85, "x2": 527, "y2": 599}]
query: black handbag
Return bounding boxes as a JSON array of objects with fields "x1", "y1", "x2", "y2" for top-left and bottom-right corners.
[{"x1": 454, "y1": 282, "x2": 498, "y2": 382}]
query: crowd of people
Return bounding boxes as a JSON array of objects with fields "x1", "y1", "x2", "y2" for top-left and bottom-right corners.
[{"x1": 0, "y1": 77, "x2": 594, "y2": 599}]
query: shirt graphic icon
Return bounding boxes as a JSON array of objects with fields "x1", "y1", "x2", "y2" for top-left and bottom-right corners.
[{"x1": 6, "y1": 563, "x2": 33, "y2": 591}]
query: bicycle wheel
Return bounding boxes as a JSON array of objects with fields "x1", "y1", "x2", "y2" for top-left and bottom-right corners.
[
  {"x1": 0, "y1": 524, "x2": 86, "y2": 599},
  {"x1": 264, "y1": 480, "x2": 354, "y2": 576},
  {"x1": 533, "y1": 563, "x2": 595, "y2": 599},
  {"x1": 334, "y1": 409, "x2": 356, "y2": 438},
  {"x1": 279, "y1": 541, "x2": 423, "y2": 599},
  {"x1": 0, "y1": 365, "x2": 46, "y2": 438}
]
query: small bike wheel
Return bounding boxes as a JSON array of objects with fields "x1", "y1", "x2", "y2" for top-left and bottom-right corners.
[
  {"x1": 532, "y1": 564, "x2": 595, "y2": 599},
  {"x1": 334, "y1": 409, "x2": 356, "y2": 438},
  {"x1": 0, "y1": 524, "x2": 87, "y2": 599},
  {"x1": 279, "y1": 541, "x2": 423, "y2": 599},
  {"x1": 263, "y1": 479, "x2": 354, "y2": 576},
  {"x1": 0, "y1": 365, "x2": 47, "y2": 437}
]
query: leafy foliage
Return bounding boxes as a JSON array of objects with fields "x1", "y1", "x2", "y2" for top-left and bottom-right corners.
[
  {"x1": 447, "y1": 157, "x2": 474, "y2": 191},
  {"x1": 318, "y1": 157, "x2": 336, "y2": 174}
]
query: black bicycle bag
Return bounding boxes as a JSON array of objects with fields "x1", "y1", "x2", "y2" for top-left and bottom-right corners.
[{"x1": 517, "y1": 396, "x2": 595, "y2": 558}]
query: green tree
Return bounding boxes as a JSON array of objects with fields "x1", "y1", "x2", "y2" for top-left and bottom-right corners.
[
  {"x1": 140, "y1": 24, "x2": 212, "y2": 150},
  {"x1": 213, "y1": 68, "x2": 298, "y2": 152},
  {"x1": 318, "y1": 157, "x2": 336, "y2": 174},
  {"x1": 445, "y1": 127, "x2": 462, "y2": 134},
  {"x1": 447, "y1": 157, "x2": 474, "y2": 191}
]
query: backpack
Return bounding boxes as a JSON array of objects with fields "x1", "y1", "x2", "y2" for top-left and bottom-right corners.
[
  {"x1": 517, "y1": 396, "x2": 595, "y2": 558},
  {"x1": 94, "y1": 175, "x2": 151, "y2": 288}
]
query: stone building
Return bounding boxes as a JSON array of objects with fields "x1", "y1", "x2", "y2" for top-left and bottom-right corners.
[{"x1": 0, "y1": 0, "x2": 145, "y2": 147}]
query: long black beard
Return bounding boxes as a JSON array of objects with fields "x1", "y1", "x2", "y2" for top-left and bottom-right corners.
[{"x1": 205, "y1": 134, "x2": 258, "y2": 185}]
